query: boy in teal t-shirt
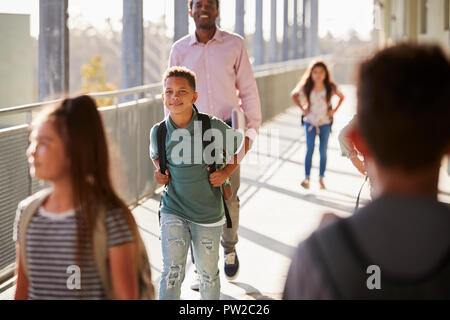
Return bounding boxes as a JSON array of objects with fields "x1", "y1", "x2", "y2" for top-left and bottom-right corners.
[{"x1": 149, "y1": 66, "x2": 247, "y2": 300}]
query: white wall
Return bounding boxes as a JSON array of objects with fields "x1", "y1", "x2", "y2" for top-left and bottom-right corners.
[
  {"x1": 417, "y1": 0, "x2": 450, "y2": 49},
  {"x1": 378, "y1": 0, "x2": 450, "y2": 50},
  {"x1": 0, "y1": 13, "x2": 34, "y2": 128}
]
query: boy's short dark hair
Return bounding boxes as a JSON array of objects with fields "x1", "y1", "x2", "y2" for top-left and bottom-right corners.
[
  {"x1": 357, "y1": 43, "x2": 450, "y2": 170},
  {"x1": 162, "y1": 66, "x2": 197, "y2": 91},
  {"x1": 188, "y1": 0, "x2": 219, "y2": 10}
]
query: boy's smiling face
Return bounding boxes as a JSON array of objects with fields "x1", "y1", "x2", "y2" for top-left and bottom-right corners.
[{"x1": 162, "y1": 76, "x2": 198, "y2": 117}]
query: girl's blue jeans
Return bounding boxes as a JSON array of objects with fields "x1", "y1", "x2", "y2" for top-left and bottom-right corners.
[
  {"x1": 304, "y1": 122, "x2": 332, "y2": 179},
  {"x1": 159, "y1": 213, "x2": 222, "y2": 300}
]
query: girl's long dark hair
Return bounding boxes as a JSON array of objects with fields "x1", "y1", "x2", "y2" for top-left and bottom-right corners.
[
  {"x1": 297, "y1": 61, "x2": 337, "y2": 106},
  {"x1": 36, "y1": 95, "x2": 139, "y2": 266}
]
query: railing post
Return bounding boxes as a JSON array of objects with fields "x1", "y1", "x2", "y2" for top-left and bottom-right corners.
[
  {"x1": 38, "y1": 0, "x2": 69, "y2": 101},
  {"x1": 235, "y1": 0, "x2": 245, "y2": 38},
  {"x1": 302, "y1": 0, "x2": 307, "y2": 58},
  {"x1": 174, "y1": 0, "x2": 189, "y2": 42},
  {"x1": 310, "y1": 0, "x2": 319, "y2": 57},
  {"x1": 114, "y1": 96, "x2": 119, "y2": 143},
  {"x1": 282, "y1": 0, "x2": 289, "y2": 61},
  {"x1": 26, "y1": 111, "x2": 33, "y2": 196},
  {"x1": 254, "y1": 0, "x2": 264, "y2": 65},
  {"x1": 135, "y1": 92, "x2": 140, "y2": 204},
  {"x1": 122, "y1": 0, "x2": 143, "y2": 102},
  {"x1": 292, "y1": 0, "x2": 299, "y2": 59},
  {"x1": 269, "y1": 0, "x2": 278, "y2": 63}
]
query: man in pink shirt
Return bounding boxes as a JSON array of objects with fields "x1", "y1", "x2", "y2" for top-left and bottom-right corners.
[{"x1": 168, "y1": 0, "x2": 262, "y2": 288}]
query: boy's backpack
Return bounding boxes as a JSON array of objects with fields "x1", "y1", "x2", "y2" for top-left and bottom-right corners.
[
  {"x1": 17, "y1": 188, "x2": 155, "y2": 300},
  {"x1": 306, "y1": 217, "x2": 450, "y2": 299},
  {"x1": 156, "y1": 104, "x2": 232, "y2": 228}
]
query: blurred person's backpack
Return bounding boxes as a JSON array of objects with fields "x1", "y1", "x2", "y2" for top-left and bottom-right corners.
[
  {"x1": 156, "y1": 104, "x2": 232, "y2": 228},
  {"x1": 305, "y1": 217, "x2": 450, "y2": 299},
  {"x1": 17, "y1": 188, "x2": 155, "y2": 300}
]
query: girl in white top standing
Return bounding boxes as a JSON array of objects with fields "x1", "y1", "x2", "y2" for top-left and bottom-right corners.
[{"x1": 291, "y1": 61, "x2": 344, "y2": 189}]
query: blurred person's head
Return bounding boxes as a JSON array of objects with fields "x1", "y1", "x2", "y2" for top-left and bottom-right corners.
[
  {"x1": 27, "y1": 95, "x2": 138, "y2": 259},
  {"x1": 298, "y1": 61, "x2": 337, "y2": 105},
  {"x1": 162, "y1": 66, "x2": 198, "y2": 117},
  {"x1": 189, "y1": 0, "x2": 220, "y2": 31},
  {"x1": 351, "y1": 43, "x2": 450, "y2": 196}
]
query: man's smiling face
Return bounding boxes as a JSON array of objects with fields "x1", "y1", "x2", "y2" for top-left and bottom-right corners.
[{"x1": 190, "y1": 0, "x2": 219, "y2": 30}]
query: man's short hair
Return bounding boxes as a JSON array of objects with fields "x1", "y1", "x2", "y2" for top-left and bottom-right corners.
[
  {"x1": 162, "y1": 66, "x2": 197, "y2": 91},
  {"x1": 188, "y1": 0, "x2": 220, "y2": 11},
  {"x1": 357, "y1": 43, "x2": 450, "y2": 170}
]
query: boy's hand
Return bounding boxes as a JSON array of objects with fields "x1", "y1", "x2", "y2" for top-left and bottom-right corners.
[
  {"x1": 154, "y1": 169, "x2": 170, "y2": 185},
  {"x1": 303, "y1": 107, "x2": 311, "y2": 115},
  {"x1": 328, "y1": 109, "x2": 336, "y2": 117},
  {"x1": 207, "y1": 167, "x2": 229, "y2": 187}
]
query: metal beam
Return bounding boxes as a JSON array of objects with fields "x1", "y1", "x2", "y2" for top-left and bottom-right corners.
[
  {"x1": 38, "y1": 0, "x2": 69, "y2": 101},
  {"x1": 309, "y1": 0, "x2": 319, "y2": 57},
  {"x1": 174, "y1": 0, "x2": 189, "y2": 42},
  {"x1": 282, "y1": 0, "x2": 289, "y2": 61},
  {"x1": 235, "y1": 0, "x2": 245, "y2": 37},
  {"x1": 269, "y1": 0, "x2": 278, "y2": 63},
  {"x1": 292, "y1": 0, "x2": 299, "y2": 59},
  {"x1": 254, "y1": 0, "x2": 264, "y2": 65},
  {"x1": 302, "y1": 0, "x2": 307, "y2": 57},
  {"x1": 122, "y1": 0, "x2": 143, "y2": 96}
]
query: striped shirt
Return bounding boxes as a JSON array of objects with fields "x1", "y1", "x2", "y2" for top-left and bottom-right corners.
[{"x1": 13, "y1": 206, "x2": 134, "y2": 300}]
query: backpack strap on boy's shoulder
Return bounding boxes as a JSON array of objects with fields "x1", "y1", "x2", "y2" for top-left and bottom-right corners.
[
  {"x1": 193, "y1": 105, "x2": 232, "y2": 229},
  {"x1": 156, "y1": 120, "x2": 168, "y2": 175},
  {"x1": 156, "y1": 119, "x2": 169, "y2": 231},
  {"x1": 193, "y1": 104, "x2": 214, "y2": 154},
  {"x1": 18, "y1": 188, "x2": 53, "y2": 279}
]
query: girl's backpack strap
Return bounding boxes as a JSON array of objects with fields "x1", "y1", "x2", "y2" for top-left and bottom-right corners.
[
  {"x1": 92, "y1": 206, "x2": 114, "y2": 299},
  {"x1": 93, "y1": 207, "x2": 155, "y2": 300},
  {"x1": 17, "y1": 188, "x2": 53, "y2": 279}
]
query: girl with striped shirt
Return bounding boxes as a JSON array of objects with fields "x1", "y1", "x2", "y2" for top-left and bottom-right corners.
[{"x1": 13, "y1": 96, "x2": 141, "y2": 300}]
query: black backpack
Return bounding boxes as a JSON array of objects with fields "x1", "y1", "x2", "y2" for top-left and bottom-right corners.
[{"x1": 156, "y1": 104, "x2": 232, "y2": 228}]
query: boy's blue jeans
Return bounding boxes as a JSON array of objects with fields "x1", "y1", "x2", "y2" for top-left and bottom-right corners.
[
  {"x1": 159, "y1": 213, "x2": 222, "y2": 300},
  {"x1": 304, "y1": 122, "x2": 332, "y2": 178}
]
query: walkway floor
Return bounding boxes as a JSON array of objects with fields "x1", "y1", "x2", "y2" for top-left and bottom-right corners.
[{"x1": 134, "y1": 85, "x2": 449, "y2": 300}]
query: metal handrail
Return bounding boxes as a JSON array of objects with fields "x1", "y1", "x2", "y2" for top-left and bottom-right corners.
[
  {"x1": 0, "y1": 56, "x2": 337, "y2": 118},
  {"x1": 0, "y1": 83, "x2": 163, "y2": 117},
  {"x1": 253, "y1": 54, "x2": 333, "y2": 75}
]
